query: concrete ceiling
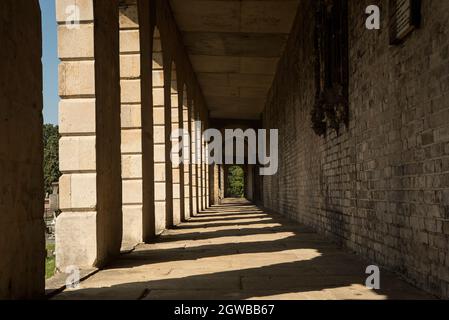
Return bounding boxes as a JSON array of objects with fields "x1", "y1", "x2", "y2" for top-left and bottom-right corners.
[{"x1": 169, "y1": 0, "x2": 300, "y2": 120}]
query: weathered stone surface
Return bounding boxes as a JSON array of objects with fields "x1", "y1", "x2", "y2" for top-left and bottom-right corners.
[
  {"x1": 153, "y1": 126, "x2": 165, "y2": 144},
  {"x1": 122, "y1": 180, "x2": 143, "y2": 204},
  {"x1": 121, "y1": 129, "x2": 142, "y2": 153},
  {"x1": 120, "y1": 54, "x2": 141, "y2": 78},
  {"x1": 121, "y1": 104, "x2": 141, "y2": 128},
  {"x1": 59, "y1": 136, "x2": 96, "y2": 171},
  {"x1": 152, "y1": 70, "x2": 164, "y2": 88},
  {"x1": 120, "y1": 30, "x2": 140, "y2": 53},
  {"x1": 153, "y1": 106, "x2": 165, "y2": 123},
  {"x1": 122, "y1": 154, "x2": 143, "y2": 179},
  {"x1": 154, "y1": 145, "x2": 166, "y2": 162},
  {"x1": 119, "y1": 3, "x2": 138, "y2": 29},
  {"x1": 122, "y1": 205, "x2": 144, "y2": 245},
  {"x1": 58, "y1": 24, "x2": 94, "y2": 58},
  {"x1": 120, "y1": 79, "x2": 141, "y2": 103},
  {"x1": 59, "y1": 173, "x2": 97, "y2": 209},
  {"x1": 154, "y1": 183, "x2": 166, "y2": 201},
  {"x1": 59, "y1": 99, "x2": 96, "y2": 133},
  {"x1": 0, "y1": 1, "x2": 45, "y2": 299},
  {"x1": 58, "y1": 61, "x2": 95, "y2": 97},
  {"x1": 56, "y1": 0, "x2": 122, "y2": 272},
  {"x1": 56, "y1": 212, "x2": 98, "y2": 268},
  {"x1": 56, "y1": 0, "x2": 94, "y2": 22},
  {"x1": 119, "y1": 3, "x2": 144, "y2": 247}
]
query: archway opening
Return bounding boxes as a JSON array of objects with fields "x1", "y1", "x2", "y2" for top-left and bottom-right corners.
[{"x1": 225, "y1": 165, "x2": 245, "y2": 199}]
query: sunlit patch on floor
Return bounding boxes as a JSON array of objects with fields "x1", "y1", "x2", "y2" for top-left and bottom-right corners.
[{"x1": 52, "y1": 200, "x2": 434, "y2": 300}]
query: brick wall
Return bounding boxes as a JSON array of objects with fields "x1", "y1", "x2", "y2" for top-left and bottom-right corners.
[{"x1": 262, "y1": 0, "x2": 449, "y2": 298}]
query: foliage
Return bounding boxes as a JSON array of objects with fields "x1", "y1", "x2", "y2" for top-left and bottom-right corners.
[
  {"x1": 43, "y1": 124, "x2": 60, "y2": 195},
  {"x1": 227, "y1": 166, "x2": 245, "y2": 198},
  {"x1": 46, "y1": 243, "x2": 56, "y2": 279}
]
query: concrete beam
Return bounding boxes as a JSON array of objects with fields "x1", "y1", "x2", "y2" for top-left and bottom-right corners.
[
  {"x1": 169, "y1": 0, "x2": 300, "y2": 120},
  {"x1": 183, "y1": 32, "x2": 289, "y2": 58}
]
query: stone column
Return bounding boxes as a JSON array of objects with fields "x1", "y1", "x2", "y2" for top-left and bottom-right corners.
[
  {"x1": 119, "y1": 3, "x2": 141, "y2": 246},
  {"x1": 182, "y1": 91, "x2": 191, "y2": 220},
  {"x1": 177, "y1": 89, "x2": 186, "y2": 223},
  {"x1": 201, "y1": 130, "x2": 206, "y2": 209},
  {"x1": 205, "y1": 158, "x2": 210, "y2": 208},
  {"x1": 196, "y1": 115, "x2": 203, "y2": 212},
  {"x1": 0, "y1": 1, "x2": 45, "y2": 299},
  {"x1": 119, "y1": 1, "x2": 154, "y2": 246},
  {"x1": 152, "y1": 28, "x2": 167, "y2": 234},
  {"x1": 164, "y1": 61, "x2": 174, "y2": 228},
  {"x1": 139, "y1": 0, "x2": 156, "y2": 239},
  {"x1": 203, "y1": 132, "x2": 210, "y2": 208},
  {"x1": 57, "y1": 0, "x2": 122, "y2": 269},
  {"x1": 170, "y1": 66, "x2": 182, "y2": 225},
  {"x1": 190, "y1": 106, "x2": 198, "y2": 215},
  {"x1": 198, "y1": 126, "x2": 203, "y2": 211}
]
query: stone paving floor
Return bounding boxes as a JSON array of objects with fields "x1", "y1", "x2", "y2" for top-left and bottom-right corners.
[{"x1": 53, "y1": 199, "x2": 434, "y2": 300}]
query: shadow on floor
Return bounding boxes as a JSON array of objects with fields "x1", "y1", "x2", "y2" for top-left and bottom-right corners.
[{"x1": 52, "y1": 199, "x2": 436, "y2": 300}]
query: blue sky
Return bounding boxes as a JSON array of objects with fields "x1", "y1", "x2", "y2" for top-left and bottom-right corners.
[{"x1": 40, "y1": 0, "x2": 59, "y2": 125}]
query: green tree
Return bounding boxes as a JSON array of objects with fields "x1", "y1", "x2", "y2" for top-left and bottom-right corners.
[
  {"x1": 227, "y1": 166, "x2": 244, "y2": 198},
  {"x1": 43, "y1": 124, "x2": 60, "y2": 195}
]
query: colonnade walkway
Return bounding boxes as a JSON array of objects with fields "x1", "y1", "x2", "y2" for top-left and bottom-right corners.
[{"x1": 53, "y1": 199, "x2": 433, "y2": 300}]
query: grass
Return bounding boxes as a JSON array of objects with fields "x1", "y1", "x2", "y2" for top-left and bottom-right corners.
[{"x1": 46, "y1": 243, "x2": 55, "y2": 279}]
